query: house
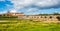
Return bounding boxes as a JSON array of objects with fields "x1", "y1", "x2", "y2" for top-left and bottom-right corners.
[{"x1": 0, "y1": 11, "x2": 25, "y2": 16}]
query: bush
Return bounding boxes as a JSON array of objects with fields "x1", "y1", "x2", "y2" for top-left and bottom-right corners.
[{"x1": 0, "y1": 16, "x2": 18, "y2": 20}]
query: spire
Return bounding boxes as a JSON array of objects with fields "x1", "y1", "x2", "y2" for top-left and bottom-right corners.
[{"x1": 7, "y1": 11, "x2": 10, "y2": 13}]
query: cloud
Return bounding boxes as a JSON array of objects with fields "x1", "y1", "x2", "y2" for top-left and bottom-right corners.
[
  {"x1": 35, "y1": 0, "x2": 60, "y2": 7},
  {"x1": 0, "y1": 0, "x2": 14, "y2": 14},
  {"x1": 0, "y1": 0, "x2": 5, "y2": 1},
  {"x1": 0, "y1": 10, "x2": 7, "y2": 14},
  {"x1": 27, "y1": 8, "x2": 39, "y2": 12},
  {"x1": 10, "y1": 0, "x2": 60, "y2": 13},
  {"x1": 10, "y1": 0, "x2": 33, "y2": 13}
]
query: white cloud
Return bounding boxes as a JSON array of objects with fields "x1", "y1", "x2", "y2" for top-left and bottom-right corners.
[
  {"x1": 35, "y1": 0, "x2": 59, "y2": 7},
  {"x1": 0, "y1": 11, "x2": 7, "y2": 14},
  {"x1": 27, "y1": 8, "x2": 39, "y2": 12},
  {"x1": 10, "y1": 0, "x2": 60, "y2": 13},
  {"x1": 10, "y1": 0, "x2": 33, "y2": 13},
  {"x1": 9, "y1": 9, "x2": 17, "y2": 13},
  {"x1": 0, "y1": 0, "x2": 5, "y2": 1}
]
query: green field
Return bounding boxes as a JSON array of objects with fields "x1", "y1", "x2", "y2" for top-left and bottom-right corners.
[{"x1": 0, "y1": 19, "x2": 60, "y2": 31}]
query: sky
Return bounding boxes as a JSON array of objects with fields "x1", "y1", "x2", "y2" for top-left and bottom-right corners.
[{"x1": 0, "y1": 0, "x2": 60, "y2": 15}]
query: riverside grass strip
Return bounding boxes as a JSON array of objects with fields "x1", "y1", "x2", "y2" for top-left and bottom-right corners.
[{"x1": 0, "y1": 19, "x2": 59, "y2": 31}]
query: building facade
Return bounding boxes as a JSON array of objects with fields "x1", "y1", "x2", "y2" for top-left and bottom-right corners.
[{"x1": 0, "y1": 11, "x2": 24, "y2": 16}]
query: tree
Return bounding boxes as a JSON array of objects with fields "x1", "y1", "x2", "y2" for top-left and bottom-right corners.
[{"x1": 53, "y1": 13, "x2": 60, "y2": 15}]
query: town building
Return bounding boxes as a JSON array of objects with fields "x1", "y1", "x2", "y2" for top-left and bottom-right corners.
[{"x1": 0, "y1": 11, "x2": 24, "y2": 16}]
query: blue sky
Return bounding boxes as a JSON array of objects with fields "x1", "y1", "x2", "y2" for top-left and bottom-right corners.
[{"x1": 0, "y1": 0, "x2": 60, "y2": 15}]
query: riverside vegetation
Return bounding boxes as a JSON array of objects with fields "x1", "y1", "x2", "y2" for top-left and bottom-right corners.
[{"x1": 0, "y1": 16, "x2": 60, "y2": 31}]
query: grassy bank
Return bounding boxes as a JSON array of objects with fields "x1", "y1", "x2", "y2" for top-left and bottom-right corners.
[{"x1": 0, "y1": 19, "x2": 60, "y2": 31}]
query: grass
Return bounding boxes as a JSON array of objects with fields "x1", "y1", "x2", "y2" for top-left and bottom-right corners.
[{"x1": 0, "y1": 19, "x2": 60, "y2": 31}]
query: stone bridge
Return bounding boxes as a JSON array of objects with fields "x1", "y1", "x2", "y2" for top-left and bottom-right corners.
[{"x1": 18, "y1": 15, "x2": 60, "y2": 21}]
